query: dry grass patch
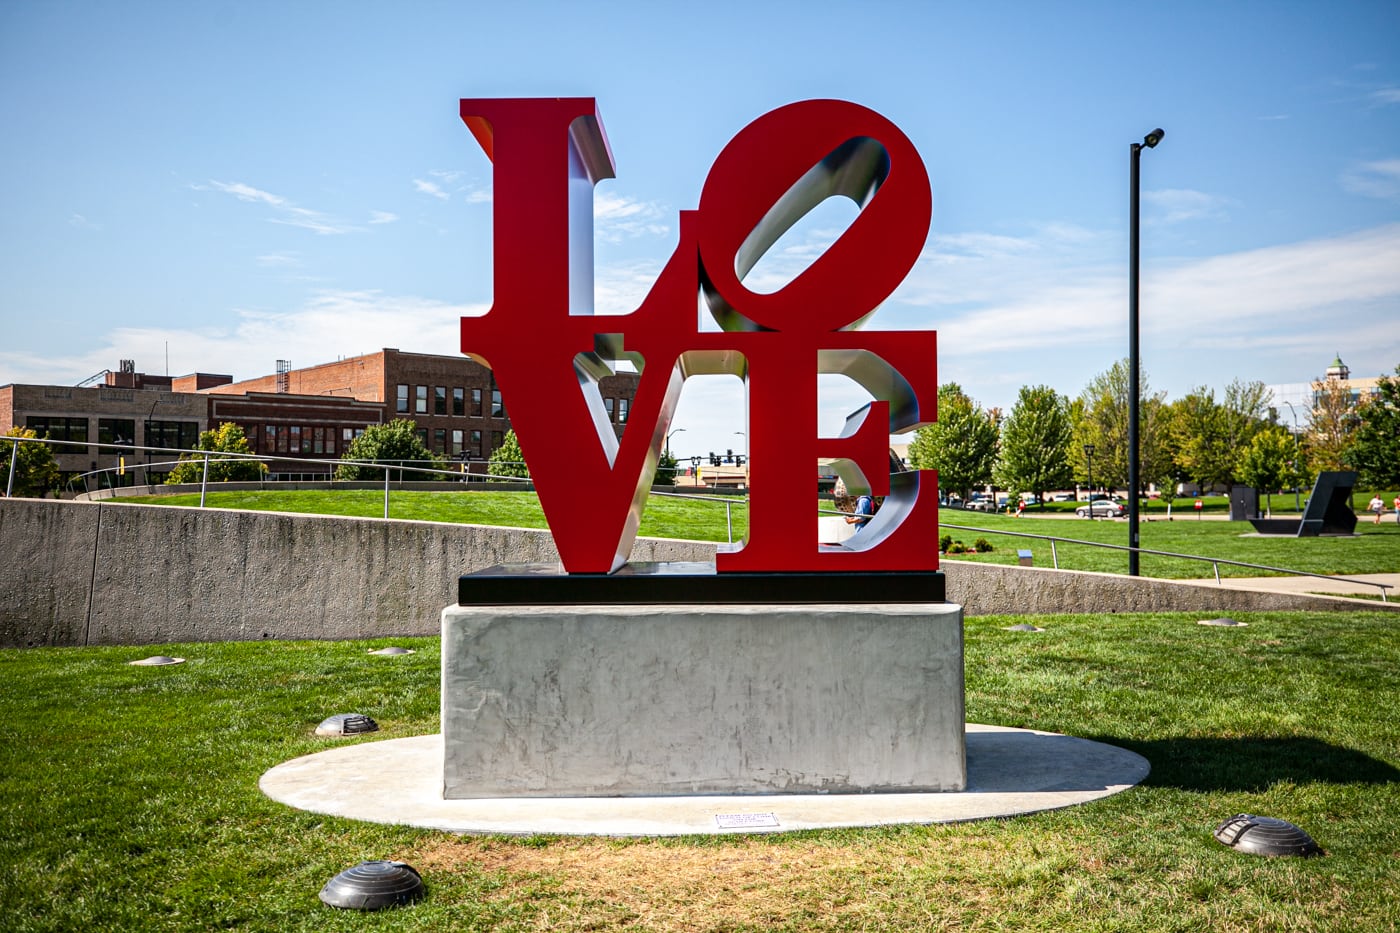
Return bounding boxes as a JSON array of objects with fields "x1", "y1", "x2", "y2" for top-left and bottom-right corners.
[{"x1": 399, "y1": 830, "x2": 1110, "y2": 931}]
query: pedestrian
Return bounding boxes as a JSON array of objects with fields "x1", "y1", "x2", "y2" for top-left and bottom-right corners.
[
  {"x1": 1393, "y1": 494, "x2": 1400, "y2": 524},
  {"x1": 1368, "y1": 494, "x2": 1385, "y2": 524},
  {"x1": 846, "y1": 492, "x2": 875, "y2": 532}
]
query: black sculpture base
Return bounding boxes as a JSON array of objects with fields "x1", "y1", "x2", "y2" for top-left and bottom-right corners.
[{"x1": 458, "y1": 562, "x2": 945, "y2": 606}]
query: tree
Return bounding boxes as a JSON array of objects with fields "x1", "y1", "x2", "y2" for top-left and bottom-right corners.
[
  {"x1": 1236, "y1": 426, "x2": 1293, "y2": 515},
  {"x1": 487, "y1": 429, "x2": 529, "y2": 480},
  {"x1": 1347, "y1": 365, "x2": 1400, "y2": 489},
  {"x1": 1308, "y1": 376, "x2": 1358, "y2": 472},
  {"x1": 907, "y1": 383, "x2": 999, "y2": 501},
  {"x1": 336, "y1": 419, "x2": 443, "y2": 481},
  {"x1": 164, "y1": 422, "x2": 267, "y2": 484},
  {"x1": 0, "y1": 427, "x2": 61, "y2": 497},
  {"x1": 654, "y1": 449, "x2": 679, "y2": 487},
  {"x1": 1073, "y1": 359, "x2": 1167, "y2": 496},
  {"x1": 994, "y1": 385, "x2": 1072, "y2": 508}
]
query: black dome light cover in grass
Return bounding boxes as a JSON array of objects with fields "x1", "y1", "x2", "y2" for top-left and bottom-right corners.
[
  {"x1": 319, "y1": 860, "x2": 425, "y2": 910},
  {"x1": 1213, "y1": 814, "x2": 1321, "y2": 857},
  {"x1": 315, "y1": 713, "x2": 379, "y2": 737}
]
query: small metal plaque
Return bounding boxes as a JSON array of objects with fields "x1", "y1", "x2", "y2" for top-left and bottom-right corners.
[{"x1": 714, "y1": 812, "x2": 780, "y2": 830}]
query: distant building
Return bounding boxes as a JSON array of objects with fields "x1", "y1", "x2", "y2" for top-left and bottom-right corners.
[
  {"x1": 1264, "y1": 353, "x2": 1385, "y2": 431},
  {"x1": 2, "y1": 348, "x2": 639, "y2": 488}
]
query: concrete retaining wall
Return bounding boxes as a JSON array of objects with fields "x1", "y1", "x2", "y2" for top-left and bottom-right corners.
[{"x1": 1, "y1": 498, "x2": 1388, "y2": 648}]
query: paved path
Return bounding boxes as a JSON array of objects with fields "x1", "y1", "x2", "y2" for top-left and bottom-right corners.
[
  {"x1": 1190, "y1": 572, "x2": 1398, "y2": 599},
  {"x1": 260, "y1": 726, "x2": 1151, "y2": 837}
]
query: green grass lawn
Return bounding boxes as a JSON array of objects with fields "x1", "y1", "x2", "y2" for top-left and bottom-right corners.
[
  {"x1": 3, "y1": 611, "x2": 1398, "y2": 932},
  {"x1": 118, "y1": 488, "x2": 751, "y2": 544},
  {"x1": 939, "y1": 510, "x2": 1400, "y2": 579},
  {"x1": 117, "y1": 488, "x2": 1399, "y2": 580}
]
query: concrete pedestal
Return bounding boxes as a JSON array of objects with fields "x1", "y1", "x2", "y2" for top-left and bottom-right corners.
[{"x1": 442, "y1": 601, "x2": 964, "y2": 798}]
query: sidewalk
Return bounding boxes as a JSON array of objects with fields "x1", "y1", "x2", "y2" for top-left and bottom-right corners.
[{"x1": 1191, "y1": 572, "x2": 1399, "y2": 599}]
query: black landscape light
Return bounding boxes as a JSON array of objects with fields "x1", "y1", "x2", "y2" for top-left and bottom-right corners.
[
  {"x1": 319, "y1": 860, "x2": 425, "y2": 910},
  {"x1": 1214, "y1": 814, "x2": 1321, "y2": 857},
  {"x1": 315, "y1": 713, "x2": 379, "y2": 737}
]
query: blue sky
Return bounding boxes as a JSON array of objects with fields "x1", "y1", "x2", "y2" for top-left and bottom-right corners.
[{"x1": 2, "y1": 0, "x2": 1397, "y2": 461}]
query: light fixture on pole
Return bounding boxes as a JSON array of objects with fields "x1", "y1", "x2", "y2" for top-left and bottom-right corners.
[
  {"x1": 1083, "y1": 444, "x2": 1095, "y2": 520},
  {"x1": 1283, "y1": 400, "x2": 1302, "y2": 511},
  {"x1": 665, "y1": 427, "x2": 686, "y2": 459},
  {"x1": 1128, "y1": 127, "x2": 1163, "y2": 575}
]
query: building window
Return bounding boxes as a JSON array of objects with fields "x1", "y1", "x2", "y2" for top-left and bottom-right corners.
[
  {"x1": 396, "y1": 384, "x2": 409, "y2": 414},
  {"x1": 433, "y1": 428, "x2": 446, "y2": 453},
  {"x1": 471, "y1": 388, "x2": 483, "y2": 417},
  {"x1": 276, "y1": 426, "x2": 288, "y2": 453},
  {"x1": 605, "y1": 398, "x2": 616, "y2": 420},
  {"x1": 416, "y1": 428, "x2": 429, "y2": 449},
  {"x1": 265, "y1": 425, "x2": 277, "y2": 452},
  {"x1": 491, "y1": 430, "x2": 503, "y2": 451},
  {"x1": 313, "y1": 427, "x2": 325, "y2": 454},
  {"x1": 289, "y1": 425, "x2": 302, "y2": 453},
  {"x1": 26, "y1": 416, "x2": 89, "y2": 454},
  {"x1": 146, "y1": 420, "x2": 198, "y2": 451},
  {"x1": 617, "y1": 398, "x2": 629, "y2": 424},
  {"x1": 342, "y1": 427, "x2": 355, "y2": 449},
  {"x1": 470, "y1": 429, "x2": 482, "y2": 457},
  {"x1": 452, "y1": 387, "x2": 465, "y2": 416},
  {"x1": 451, "y1": 429, "x2": 463, "y2": 455},
  {"x1": 491, "y1": 389, "x2": 504, "y2": 418},
  {"x1": 415, "y1": 385, "x2": 428, "y2": 414},
  {"x1": 434, "y1": 386, "x2": 447, "y2": 415},
  {"x1": 98, "y1": 418, "x2": 136, "y2": 455}
]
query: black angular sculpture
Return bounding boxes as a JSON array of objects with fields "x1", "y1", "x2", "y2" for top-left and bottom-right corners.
[{"x1": 1249, "y1": 471, "x2": 1358, "y2": 537}]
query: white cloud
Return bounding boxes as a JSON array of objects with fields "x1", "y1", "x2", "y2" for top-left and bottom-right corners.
[
  {"x1": 413, "y1": 178, "x2": 450, "y2": 201},
  {"x1": 1370, "y1": 87, "x2": 1400, "y2": 106},
  {"x1": 0, "y1": 290, "x2": 487, "y2": 387},
  {"x1": 369, "y1": 211, "x2": 398, "y2": 224},
  {"x1": 1142, "y1": 188, "x2": 1229, "y2": 224},
  {"x1": 255, "y1": 253, "x2": 299, "y2": 268},
  {"x1": 68, "y1": 213, "x2": 100, "y2": 230},
  {"x1": 206, "y1": 181, "x2": 286, "y2": 206},
  {"x1": 1341, "y1": 159, "x2": 1400, "y2": 201},
  {"x1": 203, "y1": 180, "x2": 358, "y2": 235},
  {"x1": 593, "y1": 191, "x2": 670, "y2": 243},
  {"x1": 465, "y1": 188, "x2": 492, "y2": 204}
]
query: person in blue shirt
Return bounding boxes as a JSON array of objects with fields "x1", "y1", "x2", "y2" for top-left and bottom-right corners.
[{"x1": 846, "y1": 493, "x2": 874, "y2": 532}]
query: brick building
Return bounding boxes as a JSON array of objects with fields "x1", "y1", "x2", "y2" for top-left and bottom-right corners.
[
  {"x1": 2, "y1": 376, "x2": 215, "y2": 483},
  {"x1": 3, "y1": 349, "x2": 640, "y2": 488},
  {"x1": 207, "y1": 348, "x2": 640, "y2": 464}
]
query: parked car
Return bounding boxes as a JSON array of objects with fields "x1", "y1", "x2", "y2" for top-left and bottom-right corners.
[
  {"x1": 964, "y1": 498, "x2": 997, "y2": 512},
  {"x1": 1076, "y1": 499, "x2": 1126, "y2": 518}
]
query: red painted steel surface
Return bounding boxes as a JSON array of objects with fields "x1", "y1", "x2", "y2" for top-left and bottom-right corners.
[{"x1": 460, "y1": 97, "x2": 939, "y2": 574}]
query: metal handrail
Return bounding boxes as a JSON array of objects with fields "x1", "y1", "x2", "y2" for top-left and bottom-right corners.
[
  {"x1": 938, "y1": 520, "x2": 1391, "y2": 602},
  {"x1": 4, "y1": 434, "x2": 750, "y2": 544}
]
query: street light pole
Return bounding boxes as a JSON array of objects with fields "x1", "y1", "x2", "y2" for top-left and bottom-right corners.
[
  {"x1": 1084, "y1": 443, "x2": 1095, "y2": 520},
  {"x1": 665, "y1": 427, "x2": 686, "y2": 459},
  {"x1": 1283, "y1": 400, "x2": 1302, "y2": 511},
  {"x1": 1129, "y1": 127, "x2": 1164, "y2": 576}
]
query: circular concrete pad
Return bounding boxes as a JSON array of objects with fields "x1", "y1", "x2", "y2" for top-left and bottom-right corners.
[{"x1": 260, "y1": 725, "x2": 1149, "y2": 837}]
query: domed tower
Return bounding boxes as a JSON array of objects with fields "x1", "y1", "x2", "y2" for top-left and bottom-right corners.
[{"x1": 1325, "y1": 354, "x2": 1349, "y2": 381}]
